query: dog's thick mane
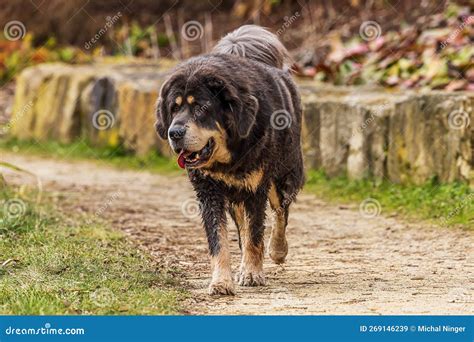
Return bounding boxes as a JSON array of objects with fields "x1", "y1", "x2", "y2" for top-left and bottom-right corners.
[
  {"x1": 157, "y1": 25, "x2": 302, "y2": 179},
  {"x1": 212, "y1": 25, "x2": 292, "y2": 70}
]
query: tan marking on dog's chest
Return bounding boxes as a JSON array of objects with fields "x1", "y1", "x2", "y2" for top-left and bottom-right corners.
[{"x1": 203, "y1": 169, "x2": 264, "y2": 192}]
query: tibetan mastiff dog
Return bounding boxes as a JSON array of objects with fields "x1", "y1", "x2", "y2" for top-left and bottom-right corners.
[{"x1": 155, "y1": 25, "x2": 304, "y2": 295}]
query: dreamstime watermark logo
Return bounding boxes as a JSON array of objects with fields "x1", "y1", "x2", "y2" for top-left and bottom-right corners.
[
  {"x1": 3, "y1": 20, "x2": 26, "y2": 41},
  {"x1": 92, "y1": 109, "x2": 115, "y2": 130},
  {"x1": 440, "y1": 192, "x2": 473, "y2": 226},
  {"x1": 448, "y1": 109, "x2": 470, "y2": 130},
  {"x1": 359, "y1": 21, "x2": 381, "y2": 42},
  {"x1": 4, "y1": 322, "x2": 85, "y2": 336},
  {"x1": 440, "y1": 15, "x2": 473, "y2": 50},
  {"x1": 276, "y1": 11, "x2": 300, "y2": 36},
  {"x1": 349, "y1": 101, "x2": 391, "y2": 139},
  {"x1": 85, "y1": 191, "x2": 122, "y2": 224},
  {"x1": 272, "y1": 189, "x2": 299, "y2": 217},
  {"x1": 193, "y1": 100, "x2": 211, "y2": 119},
  {"x1": 84, "y1": 12, "x2": 122, "y2": 50},
  {"x1": 3, "y1": 198, "x2": 27, "y2": 220},
  {"x1": 270, "y1": 110, "x2": 292, "y2": 130},
  {"x1": 181, "y1": 21, "x2": 204, "y2": 42},
  {"x1": 359, "y1": 198, "x2": 381, "y2": 218},
  {"x1": 1, "y1": 100, "x2": 33, "y2": 134},
  {"x1": 181, "y1": 199, "x2": 201, "y2": 219},
  {"x1": 89, "y1": 288, "x2": 115, "y2": 307}
]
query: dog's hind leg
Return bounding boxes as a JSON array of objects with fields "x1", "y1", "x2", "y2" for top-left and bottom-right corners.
[
  {"x1": 268, "y1": 182, "x2": 289, "y2": 264},
  {"x1": 228, "y1": 203, "x2": 244, "y2": 250}
]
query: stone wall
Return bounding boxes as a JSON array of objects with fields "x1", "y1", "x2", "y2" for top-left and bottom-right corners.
[
  {"x1": 300, "y1": 84, "x2": 473, "y2": 184},
  {"x1": 8, "y1": 62, "x2": 474, "y2": 185}
]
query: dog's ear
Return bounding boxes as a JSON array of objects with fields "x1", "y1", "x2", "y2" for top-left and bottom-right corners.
[
  {"x1": 155, "y1": 98, "x2": 168, "y2": 139},
  {"x1": 203, "y1": 75, "x2": 258, "y2": 139},
  {"x1": 155, "y1": 77, "x2": 173, "y2": 140},
  {"x1": 233, "y1": 94, "x2": 258, "y2": 138}
]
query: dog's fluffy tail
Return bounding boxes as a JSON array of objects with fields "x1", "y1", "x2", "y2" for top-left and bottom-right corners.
[{"x1": 212, "y1": 25, "x2": 291, "y2": 69}]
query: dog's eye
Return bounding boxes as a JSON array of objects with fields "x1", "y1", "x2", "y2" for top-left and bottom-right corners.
[{"x1": 171, "y1": 104, "x2": 180, "y2": 113}]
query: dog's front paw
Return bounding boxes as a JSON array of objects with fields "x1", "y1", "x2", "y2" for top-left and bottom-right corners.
[
  {"x1": 236, "y1": 270, "x2": 266, "y2": 286},
  {"x1": 208, "y1": 279, "x2": 235, "y2": 296}
]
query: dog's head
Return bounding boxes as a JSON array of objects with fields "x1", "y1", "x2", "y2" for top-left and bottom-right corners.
[{"x1": 155, "y1": 58, "x2": 259, "y2": 169}]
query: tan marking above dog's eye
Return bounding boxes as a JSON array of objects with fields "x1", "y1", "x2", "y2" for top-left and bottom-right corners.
[
  {"x1": 175, "y1": 96, "x2": 183, "y2": 106},
  {"x1": 187, "y1": 95, "x2": 195, "y2": 104}
]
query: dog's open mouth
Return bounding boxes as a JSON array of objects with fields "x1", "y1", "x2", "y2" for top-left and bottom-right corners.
[{"x1": 177, "y1": 138, "x2": 215, "y2": 169}]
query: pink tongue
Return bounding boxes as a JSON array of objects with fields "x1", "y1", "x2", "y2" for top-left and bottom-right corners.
[
  {"x1": 178, "y1": 152, "x2": 186, "y2": 169},
  {"x1": 177, "y1": 153, "x2": 186, "y2": 169}
]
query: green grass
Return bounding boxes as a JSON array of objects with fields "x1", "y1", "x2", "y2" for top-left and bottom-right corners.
[
  {"x1": 0, "y1": 138, "x2": 180, "y2": 174},
  {"x1": 305, "y1": 170, "x2": 473, "y2": 228},
  {"x1": 0, "y1": 189, "x2": 186, "y2": 315}
]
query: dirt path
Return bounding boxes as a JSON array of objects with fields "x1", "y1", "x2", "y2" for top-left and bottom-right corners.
[{"x1": 2, "y1": 153, "x2": 473, "y2": 314}]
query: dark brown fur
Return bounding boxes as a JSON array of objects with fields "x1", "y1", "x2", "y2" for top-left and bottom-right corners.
[{"x1": 155, "y1": 26, "x2": 304, "y2": 295}]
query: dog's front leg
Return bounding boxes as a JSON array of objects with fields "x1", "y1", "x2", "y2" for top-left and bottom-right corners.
[
  {"x1": 208, "y1": 223, "x2": 234, "y2": 295},
  {"x1": 196, "y1": 187, "x2": 234, "y2": 296},
  {"x1": 235, "y1": 192, "x2": 267, "y2": 286}
]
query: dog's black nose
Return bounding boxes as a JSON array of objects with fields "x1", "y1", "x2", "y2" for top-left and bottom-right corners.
[{"x1": 169, "y1": 126, "x2": 186, "y2": 142}]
